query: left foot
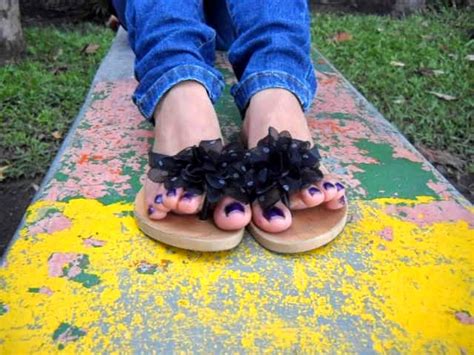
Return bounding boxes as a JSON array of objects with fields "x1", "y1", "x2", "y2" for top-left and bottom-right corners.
[{"x1": 242, "y1": 88, "x2": 347, "y2": 233}]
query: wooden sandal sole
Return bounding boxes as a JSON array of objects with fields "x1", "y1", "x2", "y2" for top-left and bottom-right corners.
[
  {"x1": 134, "y1": 188, "x2": 244, "y2": 252},
  {"x1": 248, "y1": 203, "x2": 348, "y2": 254}
]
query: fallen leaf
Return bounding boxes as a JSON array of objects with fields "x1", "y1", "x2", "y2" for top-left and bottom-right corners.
[
  {"x1": 390, "y1": 61, "x2": 405, "y2": 67},
  {"x1": 422, "y1": 34, "x2": 435, "y2": 41},
  {"x1": 52, "y1": 131, "x2": 62, "y2": 140},
  {"x1": 416, "y1": 145, "x2": 465, "y2": 171},
  {"x1": 51, "y1": 65, "x2": 68, "y2": 75},
  {"x1": 52, "y1": 48, "x2": 63, "y2": 61},
  {"x1": 31, "y1": 183, "x2": 40, "y2": 192},
  {"x1": 0, "y1": 165, "x2": 9, "y2": 182},
  {"x1": 81, "y1": 43, "x2": 100, "y2": 55},
  {"x1": 106, "y1": 15, "x2": 120, "y2": 32},
  {"x1": 466, "y1": 54, "x2": 474, "y2": 62},
  {"x1": 416, "y1": 67, "x2": 445, "y2": 77},
  {"x1": 428, "y1": 91, "x2": 457, "y2": 101},
  {"x1": 331, "y1": 32, "x2": 353, "y2": 42},
  {"x1": 393, "y1": 97, "x2": 405, "y2": 104}
]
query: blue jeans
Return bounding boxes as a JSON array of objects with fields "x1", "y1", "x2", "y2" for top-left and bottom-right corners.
[{"x1": 112, "y1": 0, "x2": 317, "y2": 121}]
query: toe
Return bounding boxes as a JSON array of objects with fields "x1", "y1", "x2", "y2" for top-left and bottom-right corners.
[
  {"x1": 163, "y1": 187, "x2": 183, "y2": 210},
  {"x1": 145, "y1": 180, "x2": 170, "y2": 215},
  {"x1": 317, "y1": 180, "x2": 338, "y2": 202},
  {"x1": 289, "y1": 192, "x2": 308, "y2": 210},
  {"x1": 146, "y1": 204, "x2": 168, "y2": 220},
  {"x1": 252, "y1": 201, "x2": 292, "y2": 233},
  {"x1": 214, "y1": 197, "x2": 251, "y2": 231},
  {"x1": 176, "y1": 191, "x2": 203, "y2": 214},
  {"x1": 326, "y1": 194, "x2": 347, "y2": 210},
  {"x1": 301, "y1": 185, "x2": 325, "y2": 208},
  {"x1": 325, "y1": 181, "x2": 346, "y2": 210}
]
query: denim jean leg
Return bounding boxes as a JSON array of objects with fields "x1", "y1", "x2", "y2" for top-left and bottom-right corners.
[
  {"x1": 225, "y1": 0, "x2": 317, "y2": 114},
  {"x1": 122, "y1": 0, "x2": 225, "y2": 121}
]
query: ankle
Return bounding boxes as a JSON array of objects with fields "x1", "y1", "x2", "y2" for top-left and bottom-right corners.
[{"x1": 243, "y1": 89, "x2": 310, "y2": 147}]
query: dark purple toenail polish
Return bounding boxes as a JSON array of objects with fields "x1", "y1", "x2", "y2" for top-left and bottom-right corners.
[
  {"x1": 182, "y1": 192, "x2": 194, "y2": 200},
  {"x1": 309, "y1": 187, "x2": 321, "y2": 196},
  {"x1": 263, "y1": 206, "x2": 285, "y2": 221},
  {"x1": 339, "y1": 196, "x2": 346, "y2": 205},
  {"x1": 335, "y1": 182, "x2": 345, "y2": 191},
  {"x1": 224, "y1": 202, "x2": 245, "y2": 216},
  {"x1": 147, "y1": 206, "x2": 156, "y2": 215},
  {"x1": 323, "y1": 182, "x2": 335, "y2": 190},
  {"x1": 154, "y1": 194, "x2": 163, "y2": 204},
  {"x1": 166, "y1": 188, "x2": 176, "y2": 197}
]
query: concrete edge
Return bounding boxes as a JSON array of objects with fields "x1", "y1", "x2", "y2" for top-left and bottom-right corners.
[{"x1": 2, "y1": 29, "x2": 131, "y2": 262}]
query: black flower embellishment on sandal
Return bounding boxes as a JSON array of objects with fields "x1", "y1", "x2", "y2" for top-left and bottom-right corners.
[
  {"x1": 248, "y1": 127, "x2": 324, "y2": 210},
  {"x1": 148, "y1": 139, "x2": 250, "y2": 220}
]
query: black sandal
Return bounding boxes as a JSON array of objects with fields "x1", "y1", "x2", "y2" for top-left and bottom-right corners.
[
  {"x1": 246, "y1": 127, "x2": 348, "y2": 253},
  {"x1": 134, "y1": 139, "x2": 250, "y2": 252}
]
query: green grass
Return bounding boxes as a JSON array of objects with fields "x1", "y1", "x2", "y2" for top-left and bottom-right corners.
[
  {"x1": 0, "y1": 23, "x2": 114, "y2": 180},
  {"x1": 311, "y1": 8, "x2": 473, "y2": 172}
]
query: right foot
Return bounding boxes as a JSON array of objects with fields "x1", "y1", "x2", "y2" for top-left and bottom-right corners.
[{"x1": 144, "y1": 81, "x2": 251, "y2": 231}]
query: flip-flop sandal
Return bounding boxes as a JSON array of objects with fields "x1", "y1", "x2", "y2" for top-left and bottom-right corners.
[
  {"x1": 134, "y1": 139, "x2": 250, "y2": 252},
  {"x1": 246, "y1": 127, "x2": 348, "y2": 254}
]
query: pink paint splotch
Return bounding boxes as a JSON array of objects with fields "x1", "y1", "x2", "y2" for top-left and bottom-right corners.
[
  {"x1": 83, "y1": 238, "x2": 106, "y2": 248},
  {"x1": 379, "y1": 227, "x2": 394, "y2": 241},
  {"x1": 386, "y1": 200, "x2": 474, "y2": 228},
  {"x1": 44, "y1": 79, "x2": 152, "y2": 201},
  {"x1": 28, "y1": 213, "x2": 71, "y2": 236},
  {"x1": 48, "y1": 253, "x2": 83, "y2": 278}
]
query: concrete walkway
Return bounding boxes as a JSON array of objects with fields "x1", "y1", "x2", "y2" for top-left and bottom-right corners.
[{"x1": 1, "y1": 29, "x2": 473, "y2": 353}]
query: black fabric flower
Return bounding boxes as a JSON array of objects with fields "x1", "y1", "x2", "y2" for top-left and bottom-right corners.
[
  {"x1": 148, "y1": 139, "x2": 250, "y2": 220},
  {"x1": 247, "y1": 127, "x2": 324, "y2": 210}
]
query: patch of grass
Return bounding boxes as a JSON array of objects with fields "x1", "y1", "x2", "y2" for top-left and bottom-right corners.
[
  {"x1": 0, "y1": 23, "x2": 114, "y2": 180},
  {"x1": 311, "y1": 8, "x2": 473, "y2": 172}
]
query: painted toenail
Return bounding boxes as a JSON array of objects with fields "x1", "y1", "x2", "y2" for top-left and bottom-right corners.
[
  {"x1": 323, "y1": 182, "x2": 335, "y2": 190},
  {"x1": 154, "y1": 194, "x2": 163, "y2": 204},
  {"x1": 263, "y1": 206, "x2": 285, "y2": 221},
  {"x1": 182, "y1": 192, "x2": 195, "y2": 200},
  {"x1": 147, "y1": 206, "x2": 156, "y2": 215},
  {"x1": 339, "y1": 196, "x2": 346, "y2": 205},
  {"x1": 166, "y1": 188, "x2": 176, "y2": 197},
  {"x1": 335, "y1": 182, "x2": 345, "y2": 191},
  {"x1": 309, "y1": 187, "x2": 321, "y2": 196},
  {"x1": 224, "y1": 202, "x2": 245, "y2": 216}
]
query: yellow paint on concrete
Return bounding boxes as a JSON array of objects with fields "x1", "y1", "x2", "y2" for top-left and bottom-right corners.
[{"x1": 0, "y1": 197, "x2": 472, "y2": 353}]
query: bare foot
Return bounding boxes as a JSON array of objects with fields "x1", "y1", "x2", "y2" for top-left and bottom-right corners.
[
  {"x1": 243, "y1": 88, "x2": 346, "y2": 233},
  {"x1": 144, "y1": 81, "x2": 251, "y2": 230}
]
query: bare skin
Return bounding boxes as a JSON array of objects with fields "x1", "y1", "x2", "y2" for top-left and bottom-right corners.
[
  {"x1": 242, "y1": 88, "x2": 346, "y2": 233},
  {"x1": 144, "y1": 83, "x2": 346, "y2": 233},
  {"x1": 144, "y1": 81, "x2": 252, "y2": 230}
]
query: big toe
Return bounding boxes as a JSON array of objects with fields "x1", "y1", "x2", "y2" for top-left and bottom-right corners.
[
  {"x1": 214, "y1": 197, "x2": 251, "y2": 231},
  {"x1": 252, "y1": 201, "x2": 292, "y2": 233}
]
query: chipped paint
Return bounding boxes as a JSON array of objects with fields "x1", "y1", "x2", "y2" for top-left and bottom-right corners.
[
  {"x1": 0, "y1": 44, "x2": 473, "y2": 352},
  {"x1": 0, "y1": 197, "x2": 472, "y2": 352}
]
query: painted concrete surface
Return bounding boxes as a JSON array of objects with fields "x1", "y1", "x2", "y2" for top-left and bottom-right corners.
[{"x1": 1, "y1": 30, "x2": 473, "y2": 353}]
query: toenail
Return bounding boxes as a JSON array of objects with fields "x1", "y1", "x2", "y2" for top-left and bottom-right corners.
[
  {"x1": 335, "y1": 182, "x2": 345, "y2": 191},
  {"x1": 308, "y1": 187, "x2": 321, "y2": 196},
  {"x1": 182, "y1": 192, "x2": 195, "y2": 200},
  {"x1": 339, "y1": 196, "x2": 346, "y2": 205},
  {"x1": 154, "y1": 194, "x2": 163, "y2": 204},
  {"x1": 323, "y1": 182, "x2": 335, "y2": 190},
  {"x1": 263, "y1": 206, "x2": 285, "y2": 221},
  {"x1": 224, "y1": 202, "x2": 245, "y2": 216},
  {"x1": 147, "y1": 206, "x2": 156, "y2": 215},
  {"x1": 166, "y1": 188, "x2": 176, "y2": 197}
]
